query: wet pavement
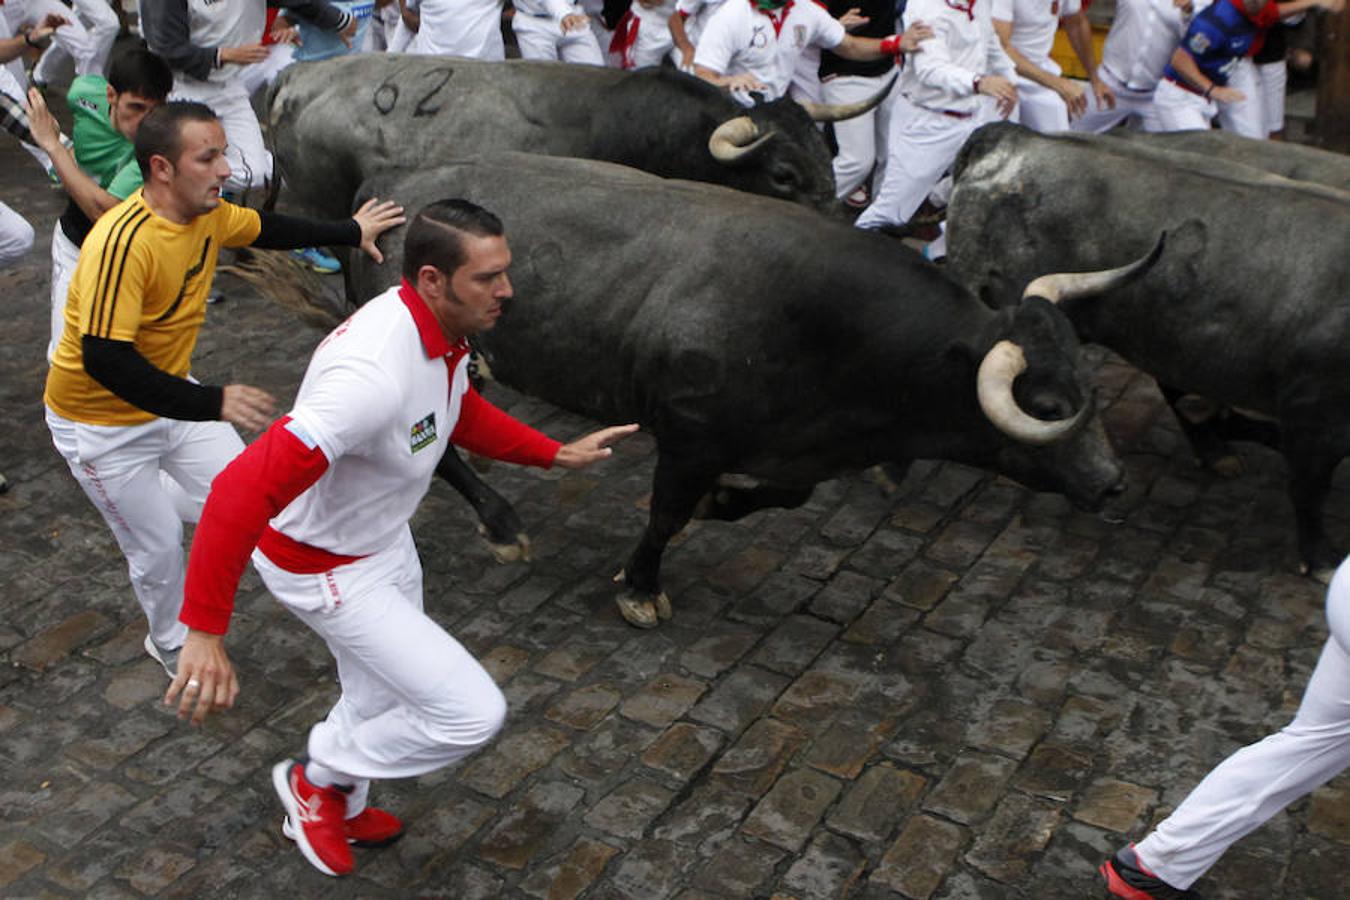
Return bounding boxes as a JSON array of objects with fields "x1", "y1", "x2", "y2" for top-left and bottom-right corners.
[{"x1": 1, "y1": 94, "x2": 1348, "y2": 899}]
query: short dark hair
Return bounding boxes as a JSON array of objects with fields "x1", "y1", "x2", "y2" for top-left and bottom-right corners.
[
  {"x1": 402, "y1": 199, "x2": 505, "y2": 281},
  {"x1": 135, "y1": 101, "x2": 218, "y2": 178},
  {"x1": 107, "y1": 46, "x2": 173, "y2": 101}
]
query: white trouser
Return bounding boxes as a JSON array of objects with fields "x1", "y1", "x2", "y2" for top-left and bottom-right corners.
[
  {"x1": 855, "y1": 99, "x2": 998, "y2": 231},
  {"x1": 33, "y1": 0, "x2": 120, "y2": 82},
  {"x1": 822, "y1": 72, "x2": 897, "y2": 200},
  {"x1": 238, "y1": 43, "x2": 296, "y2": 98},
  {"x1": 1152, "y1": 77, "x2": 1216, "y2": 132},
  {"x1": 45, "y1": 407, "x2": 244, "y2": 650},
  {"x1": 48, "y1": 222, "x2": 80, "y2": 362},
  {"x1": 512, "y1": 12, "x2": 605, "y2": 65},
  {"x1": 388, "y1": 15, "x2": 416, "y2": 52},
  {"x1": 1254, "y1": 58, "x2": 1287, "y2": 136},
  {"x1": 255, "y1": 527, "x2": 506, "y2": 800},
  {"x1": 169, "y1": 76, "x2": 271, "y2": 194},
  {"x1": 1071, "y1": 69, "x2": 1162, "y2": 133},
  {"x1": 1216, "y1": 57, "x2": 1264, "y2": 139},
  {"x1": 0, "y1": 200, "x2": 35, "y2": 268},
  {"x1": 1135, "y1": 559, "x2": 1350, "y2": 890},
  {"x1": 1011, "y1": 63, "x2": 1070, "y2": 133},
  {"x1": 2, "y1": 0, "x2": 99, "y2": 78}
]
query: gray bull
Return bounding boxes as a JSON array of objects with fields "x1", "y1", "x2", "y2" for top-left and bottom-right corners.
[
  {"x1": 347, "y1": 154, "x2": 1148, "y2": 627},
  {"x1": 1105, "y1": 129, "x2": 1350, "y2": 192},
  {"x1": 947, "y1": 122, "x2": 1350, "y2": 574},
  {"x1": 267, "y1": 55, "x2": 873, "y2": 221}
]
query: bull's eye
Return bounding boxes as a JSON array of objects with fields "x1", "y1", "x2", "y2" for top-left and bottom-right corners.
[{"x1": 770, "y1": 166, "x2": 798, "y2": 191}]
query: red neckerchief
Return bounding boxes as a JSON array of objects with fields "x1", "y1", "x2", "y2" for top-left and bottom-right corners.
[
  {"x1": 747, "y1": 0, "x2": 796, "y2": 37},
  {"x1": 398, "y1": 277, "x2": 470, "y2": 360},
  {"x1": 946, "y1": 0, "x2": 976, "y2": 21}
]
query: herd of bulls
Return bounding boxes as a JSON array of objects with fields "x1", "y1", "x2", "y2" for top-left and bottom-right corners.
[{"x1": 265, "y1": 55, "x2": 1350, "y2": 625}]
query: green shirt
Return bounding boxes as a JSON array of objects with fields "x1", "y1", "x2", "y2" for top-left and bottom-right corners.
[{"x1": 67, "y1": 75, "x2": 142, "y2": 200}]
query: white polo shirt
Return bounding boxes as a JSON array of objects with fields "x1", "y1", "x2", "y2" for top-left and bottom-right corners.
[
  {"x1": 270, "y1": 285, "x2": 471, "y2": 557},
  {"x1": 1100, "y1": 0, "x2": 1211, "y2": 92},
  {"x1": 694, "y1": 0, "x2": 846, "y2": 100},
  {"x1": 991, "y1": 0, "x2": 1080, "y2": 64}
]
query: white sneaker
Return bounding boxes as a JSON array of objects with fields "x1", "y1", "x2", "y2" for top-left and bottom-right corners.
[{"x1": 142, "y1": 634, "x2": 180, "y2": 679}]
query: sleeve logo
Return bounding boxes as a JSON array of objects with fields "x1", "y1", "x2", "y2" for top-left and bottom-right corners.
[
  {"x1": 410, "y1": 412, "x2": 438, "y2": 453},
  {"x1": 1188, "y1": 32, "x2": 1210, "y2": 54}
]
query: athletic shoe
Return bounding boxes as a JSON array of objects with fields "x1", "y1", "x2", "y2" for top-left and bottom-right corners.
[
  {"x1": 1100, "y1": 845, "x2": 1201, "y2": 899},
  {"x1": 271, "y1": 759, "x2": 354, "y2": 876},
  {"x1": 844, "y1": 186, "x2": 870, "y2": 209},
  {"x1": 282, "y1": 806, "x2": 405, "y2": 848},
  {"x1": 291, "y1": 247, "x2": 342, "y2": 274},
  {"x1": 142, "y1": 634, "x2": 180, "y2": 679}
]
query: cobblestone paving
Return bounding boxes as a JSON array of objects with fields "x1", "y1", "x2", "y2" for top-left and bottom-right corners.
[{"x1": 2, "y1": 115, "x2": 1348, "y2": 899}]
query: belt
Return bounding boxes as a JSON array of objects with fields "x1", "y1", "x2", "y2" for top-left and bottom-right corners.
[
  {"x1": 918, "y1": 105, "x2": 972, "y2": 119},
  {"x1": 1163, "y1": 75, "x2": 1206, "y2": 97}
]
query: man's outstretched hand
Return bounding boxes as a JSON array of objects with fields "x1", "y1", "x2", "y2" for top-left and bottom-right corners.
[
  {"x1": 353, "y1": 198, "x2": 407, "y2": 264},
  {"x1": 555, "y1": 423, "x2": 640, "y2": 469}
]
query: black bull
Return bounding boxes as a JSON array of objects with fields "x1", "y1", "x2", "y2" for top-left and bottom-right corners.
[
  {"x1": 266, "y1": 55, "x2": 857, "y2": 222},
  {"x1": 947, "y1": 123, "x2": 1350, "y2": 575},
  {"x1": 343, "y1": 155, "x2": 1150, "y2": 625}
]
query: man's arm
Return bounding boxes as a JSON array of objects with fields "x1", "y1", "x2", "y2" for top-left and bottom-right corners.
[
  {"x1": 1167, "y1": 45, "x2": 1245, "y2": 101},
  {"x1": 24, "y1": 88, "x2": 121, "y2": 223},
  {"x1": 169, "y1": 416, "x2": 333, "y2": 723},
  {"x1": 0, "y1": 13, "x2": 67, "y2": 64},
  {"x1": 830, "y1": 25, "x2": 932, "y2": 60},
  {"x1": 991, "y1": 17, "x2": 1087, "y2": 117},
  {"x1": 243, "y1": 200, "x2": 406, "y2": 262},
  {"x1": 275, "y1": 0, "x2": 357, "y2": 42},
  {"x1": 141, "y1": 0, "x2": 272, "y2": 76},
  {"x1": 1062, "y1": 8, "x2": 1114, "y2": 110},
  {"x1": 670, "y1": 9, "x2": 696, "y2": 69}
]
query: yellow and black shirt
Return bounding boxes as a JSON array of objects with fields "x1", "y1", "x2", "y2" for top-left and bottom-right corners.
[{"x1": 45, "y1": 191, "x2": 261, "y2": 426}]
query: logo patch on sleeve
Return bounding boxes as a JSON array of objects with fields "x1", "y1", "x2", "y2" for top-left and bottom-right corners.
[
  {"x1": 410, "y1": 412, "x2": 438, "y2": 453},
  {"x1": 1189, "y1": 32, "x2": 1211, "y2": 54}
]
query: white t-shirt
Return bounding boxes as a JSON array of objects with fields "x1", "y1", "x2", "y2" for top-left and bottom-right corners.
[
  {"x1": 1100, "y1": 0, "x2": 1212, "y2": 92},
  {"x1": 271, "y1": 286, "x2": 472, "y2": 557},
  {"x1": 991, "y1": 0, "x2": 1081, "y2": 64},
  {"x1": 694, "y1": 0, "x2": 846, "y2": 100},
  {"x1": 410, "y1": 0, "x2": 506, "y2": 59},
  {"x1": 675, "y1": 0, "x2": 728, "y2": 45},
  {"x1": 900, "y1": 0, "x2": 1015, "y2": 115}
]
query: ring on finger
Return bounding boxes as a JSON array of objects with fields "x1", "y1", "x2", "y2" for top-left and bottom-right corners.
[{"x1": 187, "y1": 678, "x2": 201, "y2": 689}]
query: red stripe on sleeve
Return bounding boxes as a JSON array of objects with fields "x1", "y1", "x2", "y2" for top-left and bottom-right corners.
[
  {"x1": 451, "y1": 385, "x2": 561, "y2": 468},
  {"x1": 180, "y1": 416, "x2": 331, "y2": 634}
]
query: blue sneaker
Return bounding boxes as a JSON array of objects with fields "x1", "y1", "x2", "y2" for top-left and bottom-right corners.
[{"x1": 292, "y1": 247, "x2": 342, "y2": 274}]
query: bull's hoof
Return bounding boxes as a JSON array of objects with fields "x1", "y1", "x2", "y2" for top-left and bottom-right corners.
[
  {"x1": 617, "y1": 594, "x2": 660, "y2": 628},
  {"x1": 478, "y1": 524, "x2": 532, "y2": 563},
  {"x1": 1202, "y1": 454, "x2": 1244, "y2": 479}
]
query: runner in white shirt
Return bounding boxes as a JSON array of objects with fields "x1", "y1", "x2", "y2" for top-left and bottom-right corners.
[
  {"x1": 1072, "y1": 0, "x2": 1208, "y2": 133},
  {"x1": 409, "y1": 0, "x2": 507, "y2": 59},
  {"x1": 512, "y1": 0, "x2": 605, "y2": 64},
  {"x1": 693, "y1": 0, "x2": 930, "y2": 102},
  {"x1": 610, "y1": 0, "x2": 679, "y2": 68},
  {"x1": 669, "y1": 0, "x2": 728, "y2": 70},
  {"x1": 854, "y1": 0, "x2": 1017, "y2": 240},
  {"x1": 992, "y1": 0, "x2": 1113, "y2": 131},
  {"x1": 168, "y1": 199, "x2": 638, "y2": 879}
]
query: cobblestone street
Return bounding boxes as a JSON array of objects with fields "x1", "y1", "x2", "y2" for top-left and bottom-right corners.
[{"x1": 2, "y1": 124, "x2": 1348, "y2": 899}]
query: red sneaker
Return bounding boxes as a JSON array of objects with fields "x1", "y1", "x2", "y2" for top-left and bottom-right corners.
[
  {"x1": 282, "y1": 806, "x2": 405, "y2": 848},
  {"x1": 271, "y1": 759, "x2": 353, "y2": 876}
]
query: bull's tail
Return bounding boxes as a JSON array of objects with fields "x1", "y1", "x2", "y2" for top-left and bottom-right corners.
[{"x1": 219, "y1": 250, "x2": 345, "y2": 330}]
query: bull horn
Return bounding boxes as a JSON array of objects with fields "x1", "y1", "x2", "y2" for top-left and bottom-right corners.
[
  {"x1": 1022, "y1": 233, "x2": 1167, "y2": 304},
  {"x1": 708, "y1": 116, "x2": 776, "y2": 164},
  {"x1": 797, "y1": 73, "x2": 897, "y2": 123},
  {"x1": 976, "y1": 340, "x2": 1088, "y2": 446}
]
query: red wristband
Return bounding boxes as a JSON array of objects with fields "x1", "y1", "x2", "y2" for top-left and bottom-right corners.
[
  {"x1": 880, "y1": 33, "x2": 901, "y2": 57},
  {"x1": 973, "y1": 75, "x2": 983, "y2": 94}
]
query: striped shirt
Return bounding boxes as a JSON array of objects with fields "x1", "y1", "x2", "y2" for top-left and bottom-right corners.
[{"x1": 44, "y1": 190, "x2": 261, "y2": 426}]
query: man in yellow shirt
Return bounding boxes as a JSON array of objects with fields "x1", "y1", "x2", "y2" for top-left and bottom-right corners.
[{"x1": 44, "y1": 101, "x2": 404, "y2": 678}]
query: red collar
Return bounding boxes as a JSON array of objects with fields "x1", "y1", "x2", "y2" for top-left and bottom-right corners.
[
  {"x1": 748, "y1": 0, "x2": 795, "y2": 36},
  {"x1": 946, "y1": 0, "x2": 976, "y2": 21},
  {"x1": 397, "y1": 278, "x2": 469, "y2": 359},
  {"x1": 1229, "y1": 0, "x2": 1278, "y2": 27}
]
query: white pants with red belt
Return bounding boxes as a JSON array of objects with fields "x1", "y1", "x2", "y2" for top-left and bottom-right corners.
[
  {"x1": 1071, "y1": 69, "x2": 1163, "y2": 134},
  {"x1": 822, "y1": 71, "x2": 898, "y2": 200},
  {"x1": 45, "y1": 407, "x2": 242, "y2": 651},
  {"x1": 854, "y1": 98, "x2": 1001, "y2": 231},
  {"x1": 254, "y1": 526, "x2": 506, "y2": 807},
  {"x1": 1134, "y1": 558, "x2": 1350, "y2": 890}
]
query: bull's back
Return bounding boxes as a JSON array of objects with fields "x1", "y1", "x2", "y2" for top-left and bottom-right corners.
[{"x1": 1107, "y1": 129, "x2": 1350, "y2": 193}]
